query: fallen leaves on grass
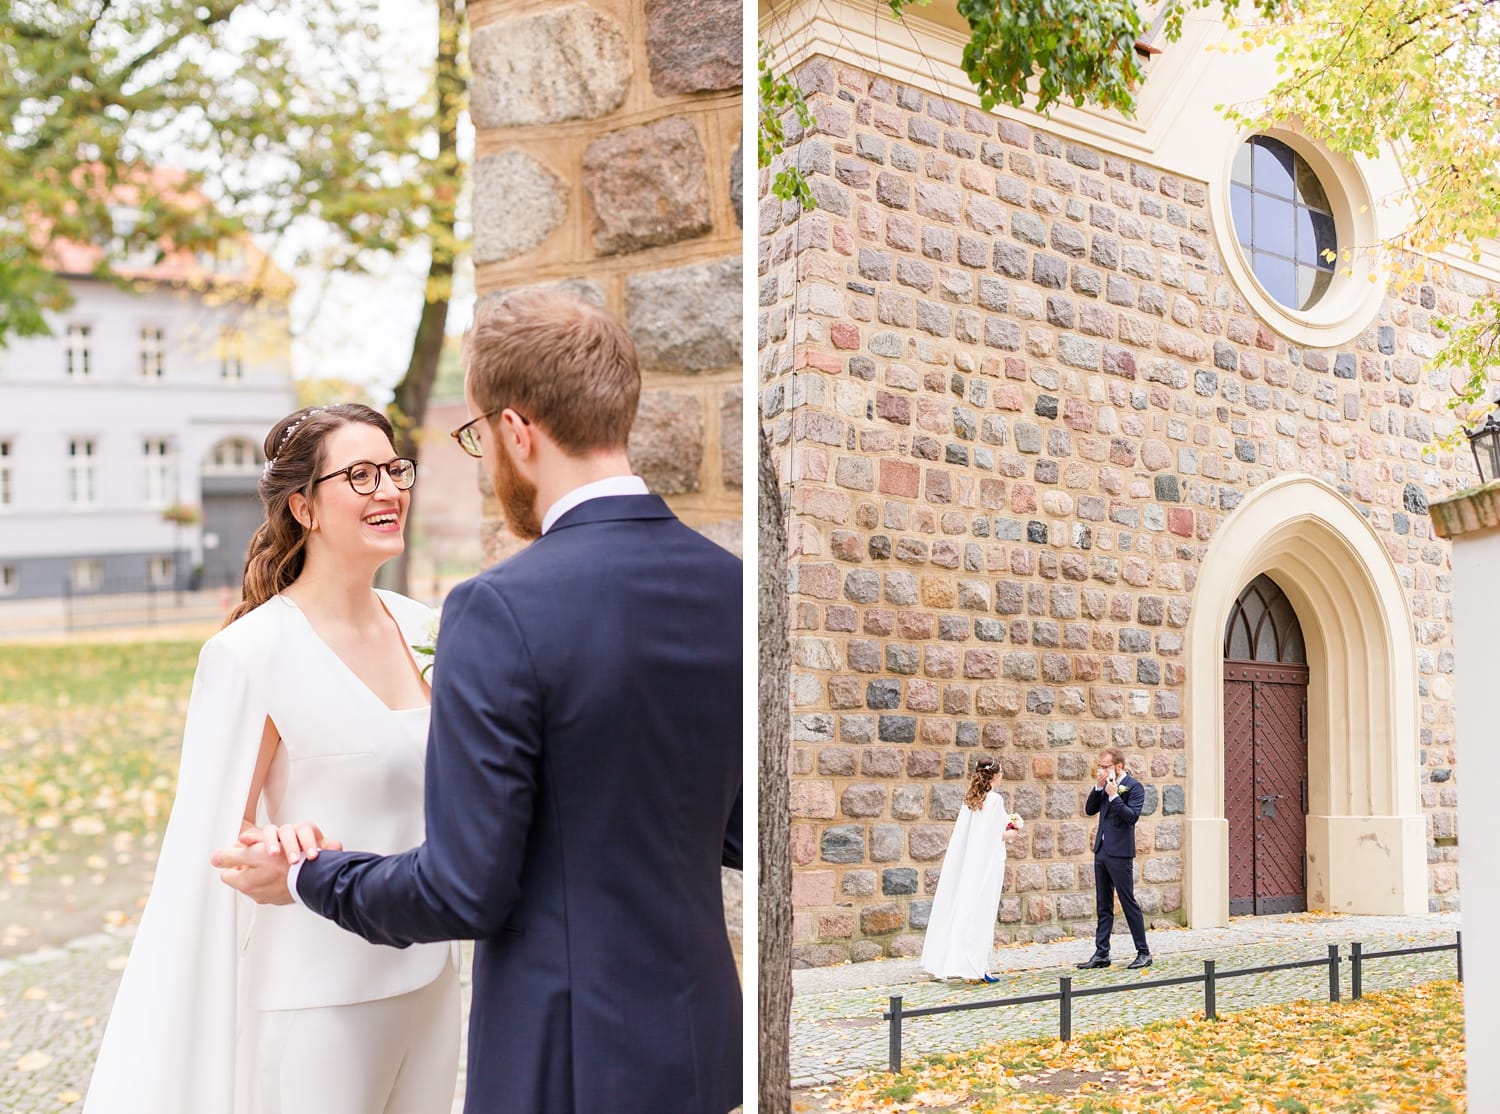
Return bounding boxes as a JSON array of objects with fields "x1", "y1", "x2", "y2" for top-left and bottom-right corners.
[
  {"x1": 824, "y1": 982, "x2": 1464, "y2": 1112},
  {"x1": 0, "y1": 642, "x2": 198, "y2": 934}
]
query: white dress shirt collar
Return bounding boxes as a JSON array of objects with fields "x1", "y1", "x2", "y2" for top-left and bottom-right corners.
[{"x1": 541, "y1": 475, "x2": 649, "y2": 535}]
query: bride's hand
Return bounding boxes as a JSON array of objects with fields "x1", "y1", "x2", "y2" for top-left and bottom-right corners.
[{"x1": 239, "y1": 821, "x2": 343, "y2": 864}]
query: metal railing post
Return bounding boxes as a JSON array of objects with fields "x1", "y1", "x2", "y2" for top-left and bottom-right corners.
[
  {"x1": 1059, "y1": 976, "x2": 1072, "y2": 1042},
  {"x1": 1350, "y1": 942, "x2": 1362, "y2": 1000},
  {"x1": 1457, "y1": 931, "x2": 1463, "y2": 984},
  {"x1": 1328, "y1": 944, "x2": 1340, "y2": 1003},
  {"x1": 1204, "y1": 959, "x2": 1217, "y2": 1020},
  {"x1": 887, "y1": 995, "x2": 903, "y2": 1073}
]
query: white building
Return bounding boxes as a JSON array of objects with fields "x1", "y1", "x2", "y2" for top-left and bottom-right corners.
[{"x1": 0, "y1": 242, "x2": 295, "y2": 600}]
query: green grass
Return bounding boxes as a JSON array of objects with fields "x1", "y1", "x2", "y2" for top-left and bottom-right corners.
[{"x1": 0, "y1": 641, "x2": 199, "y2": 875}]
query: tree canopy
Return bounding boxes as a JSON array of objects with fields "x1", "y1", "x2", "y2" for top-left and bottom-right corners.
[{"x1": 0, "y1": 0, "x2": 444, "y2": 343}]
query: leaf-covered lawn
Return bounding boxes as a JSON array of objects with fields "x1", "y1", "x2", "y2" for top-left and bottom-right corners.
[
  {"x1": 0, "y1": 641, "x2": 200, "y2": 952},
  {"x1": 809, "y1": 981, "x2": 1464, "y2": 1113}
]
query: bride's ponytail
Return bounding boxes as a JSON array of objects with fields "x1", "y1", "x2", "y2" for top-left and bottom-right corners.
[{"x1": 224, "y1": 403, "x2": 395, "y2": 626}]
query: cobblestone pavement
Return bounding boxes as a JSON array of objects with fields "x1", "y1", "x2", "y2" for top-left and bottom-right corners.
[
  {"x1": 0, "y1": 929, "x2": 477, "y2": 1113},
  {"x1": 790, "y1": 911, "x2": 1463, "y2": 1086}
]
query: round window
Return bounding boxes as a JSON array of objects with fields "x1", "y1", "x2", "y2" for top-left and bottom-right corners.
[{"x1": 1229, "y1": 136, "x2": 1337, "y2": 312}]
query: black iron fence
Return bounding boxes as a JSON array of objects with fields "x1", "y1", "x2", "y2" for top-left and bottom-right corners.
[
  {"x1": 882, "y1": 932, "x2": 1462, "y2": 1072},
  {"x1": 60, "y1": 575, "x2": 240, "y2": 633}
]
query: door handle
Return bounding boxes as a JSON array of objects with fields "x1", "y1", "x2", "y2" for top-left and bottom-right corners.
[{"x1": 1258, "y1": 793, "x2": 1283, "y2": 818}]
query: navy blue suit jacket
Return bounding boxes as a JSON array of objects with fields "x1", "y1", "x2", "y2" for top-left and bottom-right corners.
[
  {"x1": 296, "y1": 495, "x2": 742, "y2": 1114},
  {"x1": 1085, "y1": 776, "x2": 1144, "y2": 858}
]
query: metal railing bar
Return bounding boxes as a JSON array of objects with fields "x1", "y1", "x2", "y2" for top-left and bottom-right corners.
[
  {"x1": 1359, "y1": 943, "x2": 1456, "y2": 960},
  {"x1": 888, "y1": 990, "x2": 1062, "y2": 1019},
  {"x1": 1214, "y1": 956, "x2": 1332, "y2": 979},
  {"x1": 1069, "y1": 973, "x2": 1205, "y2": 997}
]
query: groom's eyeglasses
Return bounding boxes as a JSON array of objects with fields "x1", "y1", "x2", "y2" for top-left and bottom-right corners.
[
  {"x1": 450, "y1": 408, "x2": 530, "y2": 459},
  {"x1": 314, "y1": 457, "x2": 417, "y2": 495}
]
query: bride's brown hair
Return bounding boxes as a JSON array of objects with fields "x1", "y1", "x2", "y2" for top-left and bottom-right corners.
[
  {"x1": 224, "y1": 404, "x2": 395, "y2": 626},
  {"x1": 964, "y1": 757, "x2": 1000, "y2": 811}
]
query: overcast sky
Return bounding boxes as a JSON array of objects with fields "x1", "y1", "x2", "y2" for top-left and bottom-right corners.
[{"x1": 272, "y1": 0, "x2": 476, "y2": 401}]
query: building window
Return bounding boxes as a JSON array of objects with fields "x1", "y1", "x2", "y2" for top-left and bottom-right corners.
[
  {"x1": 0, "y1": 440, "x2": 11, "y2": 508},
  {"x1": 204, "y1": 437, "x2": 265, "y2": 476},
  {"x1": 1229, "y1": 135, "x2": 1338, "y2": 312},
  {"x1": 140, "y1": 326, "x2": 165, "y2": 378},
  {"x1": 220, "y1": 328, "x2": 245, "y2": 380},
  {"x1": 147, "y1": 556, "x2": 175, "y2": 588},
  {"x1": 0, "y1": 565, "x2": 16, "y2": 596},
  {"x1": 70, "y1": 558, "x2": 103, "y2": 592},
  {"x1": 68, "y1": 438, "x2": 97, "y2": 508},
  {"x1": 143, "y1": 438, "x2": 172, "y2": 508},
  {"x1": 66, "y1": 324, "x2": 92, "y2": 379}
]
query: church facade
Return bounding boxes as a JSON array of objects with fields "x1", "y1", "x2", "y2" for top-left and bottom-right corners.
[{"x1": 759, "y1": 0, "x2": 1484, "y2": 965}]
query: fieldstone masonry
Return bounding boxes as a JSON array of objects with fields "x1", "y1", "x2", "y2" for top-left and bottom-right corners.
[
  {"x1": 760, "y1": 55, "x2": 1479, "y2": 966},
  {"x1": 469, "y1": 0, "x2": 742, "y2": 560},
  {"x1": 467, "y1": 0, "x2": 743, "y2": 948}
]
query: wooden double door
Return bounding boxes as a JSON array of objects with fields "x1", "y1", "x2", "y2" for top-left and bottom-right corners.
[{"x1": 1223, "y1": 575, "x2": 1309, "y2": 917}]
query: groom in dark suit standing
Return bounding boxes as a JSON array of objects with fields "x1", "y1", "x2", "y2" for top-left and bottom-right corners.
[
  {"x1": 1077, "y1": 746, "x2": 1151, "y2": 971},
  {"x1": 216, "y1": 291, "x2": 742, "y2": 1113}
]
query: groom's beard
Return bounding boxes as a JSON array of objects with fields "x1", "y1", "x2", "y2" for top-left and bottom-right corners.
[{"x1": 494, "y1": 444, "x2": 542, "y2": 541}]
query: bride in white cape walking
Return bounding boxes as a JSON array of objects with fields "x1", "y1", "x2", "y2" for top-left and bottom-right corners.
[{"x1": 920, "y1": 757, "x2": 1021, "y2": 982}]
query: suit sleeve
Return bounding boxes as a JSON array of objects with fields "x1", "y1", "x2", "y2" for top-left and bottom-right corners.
[
  {"x1": 722, "y1": 784, "x2": 742, "y2": 871},
  {"x1": 295, "y1": 577, "x2": 542, "y2": 945},
  {"x1": 1084, "y1": 787, "x2": 1103, "y2": 816},
  {"x1": 1118, "y1": 781, "x2": 1145, "y2": 826}
]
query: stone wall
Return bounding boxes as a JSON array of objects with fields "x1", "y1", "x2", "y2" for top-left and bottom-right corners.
[
  {"x1": 466, "y1": 0, "x2": 744, "y2": 953},
  {"x1": 759, "y1": 55, "x2": 1476, "y2": 966},
  {"x1": 468, "y1": 0, "x2": 743, "y2": 563}
]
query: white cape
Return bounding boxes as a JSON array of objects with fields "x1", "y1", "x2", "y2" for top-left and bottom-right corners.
[
  {"x1": 83, "y1": 632, "x2": 264, "y2": 1114},
  {"x1": 920, "y1": 790, "x2": 1009, "y2": 979},
  {"x1": 82, "y1": 591, "x2": 435, "y2": 1113}
]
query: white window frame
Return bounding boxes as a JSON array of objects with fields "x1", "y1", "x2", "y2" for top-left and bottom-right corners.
[
  {"x1": 143, "y1": 437, "x2": 172, "y2": 508},
  {"x1": 147, "y1": 555, "x2": 175, "y2": 588},
  {"x1": 0, "y1": 565, "x2": 17, "y2": 597},
  {"x1": 140, "y1": 325, "x2": 165, "y2": 379},
  {"x1": 68, "y1": 437, "x2": 97, "y2": 509},
  {"x1": 69, "y1": 558, "x2": 103, "y2": 592},
  {"x1": 66, "y1": 324, "x2": 92, "y2": 379},
  {"x1": 220, "y1": 328, "x2": 245, "y2": 380},
  {"x1": 205, "y1": 437, "x2": 264, "y2": 476}
]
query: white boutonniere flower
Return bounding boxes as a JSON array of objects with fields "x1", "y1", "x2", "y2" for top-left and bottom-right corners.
[{"x1": 412, "y1": 611, "x2": 440, "y2": 680}]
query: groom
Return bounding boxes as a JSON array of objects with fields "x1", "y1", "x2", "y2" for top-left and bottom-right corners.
[{"x1": 214, "y1": 290, "x2": 743, "y2": 1114}]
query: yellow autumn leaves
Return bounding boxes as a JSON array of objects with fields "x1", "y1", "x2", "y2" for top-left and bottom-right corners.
[{"x1": 814, "y1": 982, "x2": 1464, "y2": 1113}]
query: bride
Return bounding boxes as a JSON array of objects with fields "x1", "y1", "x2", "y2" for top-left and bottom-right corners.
[
  {"x1": 84, "y1": 404, "x2": 460, "y2": 1114},
  {"x1": 920, "y1": 757, "x2": 1021, "y2": 983}
]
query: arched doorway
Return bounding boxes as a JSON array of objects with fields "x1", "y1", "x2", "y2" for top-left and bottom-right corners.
[
  {"x1": 1223, "y1": 575, "x2": 1308, "y2": 915},
  {"x1": 1183, "y1": 474, "x2": 1426, "y2": 927}
]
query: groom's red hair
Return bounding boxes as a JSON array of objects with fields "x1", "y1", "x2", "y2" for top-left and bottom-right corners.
[{"x1": 463, "y1": 289, "x2": 640, "y2": 454}]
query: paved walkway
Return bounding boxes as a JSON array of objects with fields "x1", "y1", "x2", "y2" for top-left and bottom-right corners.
[
  {"x1": 0, "y1": 929, "x2": 476, "y2": 1113},
  {"x1": 791, "y1": 911, "x2": 1463, "y2": 1086}
]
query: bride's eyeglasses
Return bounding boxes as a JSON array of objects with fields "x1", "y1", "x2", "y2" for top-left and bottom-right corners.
[{"x1": 314, "y1": 458, "x2": 418, "y2": 495}]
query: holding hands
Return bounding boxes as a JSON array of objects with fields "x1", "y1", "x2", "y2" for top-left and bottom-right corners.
[{"x1": 214, "y1": 821, "x2": 340, "y2": 906}]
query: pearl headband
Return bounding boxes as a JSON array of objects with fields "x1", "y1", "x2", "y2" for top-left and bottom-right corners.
[{"x1": 262, "y1": 407, "x2": 327, "y2": 476}]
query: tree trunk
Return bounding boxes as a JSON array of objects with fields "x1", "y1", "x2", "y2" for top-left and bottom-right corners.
[
  {"x1": 757, "y1": 423, "x2": 792, "y2": 1112},
  {"x1": 384, "y1": 0, "x2": 463, "y2": 597}
]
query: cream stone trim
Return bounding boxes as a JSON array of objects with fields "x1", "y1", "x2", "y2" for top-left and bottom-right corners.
[
  {"x1": 1182, "y1": 475, "x2": 1425, "y2": 927},
  {"x1": 759, "y1": 0, "x2": 1224, "y2": 160},
  {"x1": 1208, "y1": 128, "x2": 1386, "y2": 348}
]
